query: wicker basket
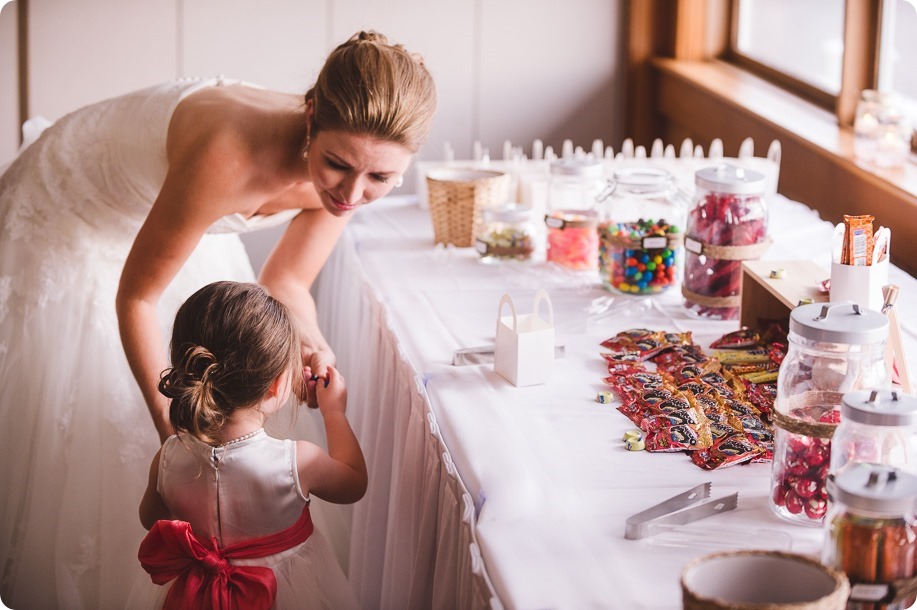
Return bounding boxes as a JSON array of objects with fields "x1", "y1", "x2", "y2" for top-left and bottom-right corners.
[
  {"x1": 681, "y1": 550, "x2": 849, "y2": 609},
  {"x1": 426, "y1": 168, "x2": 511, "y2": 247}
]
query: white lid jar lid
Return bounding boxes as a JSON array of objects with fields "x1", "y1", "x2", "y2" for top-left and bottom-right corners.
[
  {"x1": 789, "y1": 301, "x2": 889, "y2": 345},
  {"x1": 481, "y1": 203, "x2": 534, "y2": 224},
  {"x1": 550, "y1": 158, "x2": 603, "y2": 177},
  {"x1": 841, "y1": 389, "x2": 917, "y2": 426},
  {"x1": 695, "y1": 164, "x2": 765, "y2": 194}
]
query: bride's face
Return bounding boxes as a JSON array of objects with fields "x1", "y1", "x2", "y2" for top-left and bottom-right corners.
[{"x1": 307, "y1": 130, "x2": 412, "y2": 217}]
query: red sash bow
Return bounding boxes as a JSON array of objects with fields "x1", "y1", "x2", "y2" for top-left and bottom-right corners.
[{"x1": 139, "y1": 508, "x2": 314, "y2": 610}]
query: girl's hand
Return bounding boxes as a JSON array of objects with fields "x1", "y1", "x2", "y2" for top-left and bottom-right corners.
[
  {"x1": 302, "y1": 343, "x2": 336, "y2": 380},
  {"x1": 315, "y1": 366, "x2": 347, "y2": 416},
  {"x1": 301, "y1": 366, "x2": 320, "y2": 409}
]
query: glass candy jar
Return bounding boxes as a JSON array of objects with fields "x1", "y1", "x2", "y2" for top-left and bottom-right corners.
[
  {"x1": 682, "y1": 164, "x2": 768, "y2": 319},
  {"x1": 545, "y1": 210, "x2": 599, "y2": 270},
  {"x1": 770, "y1": 302, "x2": 890, "y2": 526},
  {"x1": 597, "y1": 167, "x2": 686, "y2": 295},
  {"x1": 831, "y1": 390, "x2": 917, "y2": 477},
  {"x1": 823, "y1": 464, "x2": 917, "y2": 610},
  {"x1": 545, "y1": 158, "x2": 605, "y2": 270},
  {"x1": 475, "y1": 204, "x2": 537, "y2": 263},
  {"x1": 547, "y1": 158, "x2": 605, "y2": 212}
]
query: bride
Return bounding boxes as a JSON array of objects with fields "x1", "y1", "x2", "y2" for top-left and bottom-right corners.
[{"x1": 0, "y1": 30, "x2": 435, "y2": 609}]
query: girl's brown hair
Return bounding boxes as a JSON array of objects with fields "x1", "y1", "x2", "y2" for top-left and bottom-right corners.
[
  {"x1": 158, "y1": 281, "x2": 299, "y2": 444},
  {"x1": 306, "y1": 30, "x2": 437, "y2": 152}
]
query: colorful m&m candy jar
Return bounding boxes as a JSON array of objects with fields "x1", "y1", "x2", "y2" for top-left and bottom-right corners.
[{"x1": 597, "y1": 167, "x2": 686, "y2": 295}]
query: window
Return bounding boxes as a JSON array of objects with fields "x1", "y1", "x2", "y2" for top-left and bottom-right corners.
[
  {"x1": 729, "y1": 0, "x2": 915, "y2": 146},
  {"x1": 878, "y1": 0, "x2": 917, "y2": 129},
  {"x1": 733, "y1": 0, "x2": 845, "y2": 96}
]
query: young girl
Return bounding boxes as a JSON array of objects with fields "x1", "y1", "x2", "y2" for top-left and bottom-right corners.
[{"x1": 134, "y1": 281, "x2": 367, "y2": 609}]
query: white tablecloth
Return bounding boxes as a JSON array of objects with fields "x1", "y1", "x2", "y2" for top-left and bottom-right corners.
[{"x1": 313, "y1": 193, "x2": 917, "y2": 610}]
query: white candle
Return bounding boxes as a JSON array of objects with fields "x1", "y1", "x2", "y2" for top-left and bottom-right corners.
[{"x1": 873, "y1": 126, "x2": 908, "y2": 168}]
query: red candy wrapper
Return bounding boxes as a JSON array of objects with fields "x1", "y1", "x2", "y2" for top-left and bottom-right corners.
[
  {"x1": 710, "y1": 327, "x2": 760, "y2": 349},
  {"x1": 644, "y1": 424, "x2": 713, "y2": 452},
  {"x1": 691, "y1": 434, "x2": 764, "y2": 469}
]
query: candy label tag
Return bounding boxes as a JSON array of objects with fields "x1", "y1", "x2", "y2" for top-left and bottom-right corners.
[
  {"x1": 642, "y1": 236, "x2": 667, "y2": 249},
  {"x1": 685, "y1": 237, "x2": 703, "y2": 254}
]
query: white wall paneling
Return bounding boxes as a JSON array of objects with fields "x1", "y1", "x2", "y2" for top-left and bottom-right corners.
[
  {"x1": 0, "y1": 1, "x2": 20, "y2": 167},
  {"x1": 181, "y1": 0, "x2": 325, "y2": 94},
  {"x1": 5, "y1": 0, "x2": 626, "y2": 270},
  {"x1": 28, "y1": 0, "x2": 176, "y2": 122}
]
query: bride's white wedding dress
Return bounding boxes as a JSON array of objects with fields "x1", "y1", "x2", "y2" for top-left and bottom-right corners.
[{"x1": 0, "y1": 77, "x2": 305, "y2": 609}]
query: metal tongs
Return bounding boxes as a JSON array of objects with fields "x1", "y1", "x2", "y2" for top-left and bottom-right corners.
[
  {"x1": 624, "y1": 482, "x2": 738, "y2": 540},
  {"x1": 452, "y1": 344, "x2": 565, "y2": 366}
]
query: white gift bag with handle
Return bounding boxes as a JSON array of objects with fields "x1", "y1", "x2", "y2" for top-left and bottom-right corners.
[{"x1": 494, "y1": 289, "x2": 555, "y2": 386}]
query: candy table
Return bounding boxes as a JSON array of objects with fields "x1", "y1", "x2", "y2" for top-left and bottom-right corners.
[{"x1": 311, "y1": 193, "x2": 917, "y2": 610}]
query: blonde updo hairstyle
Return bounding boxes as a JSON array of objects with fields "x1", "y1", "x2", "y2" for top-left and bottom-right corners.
[
  {"x1": 306, "y1": 30, "x2": 437, "y2": 152},
  {"x1": 159, "y1": 281, "x2": 300, "y2": 445}
]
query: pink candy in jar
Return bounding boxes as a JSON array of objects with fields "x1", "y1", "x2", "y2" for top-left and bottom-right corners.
[{"x1": 545, "y1": 210, "x2": 599, "y2": 270}]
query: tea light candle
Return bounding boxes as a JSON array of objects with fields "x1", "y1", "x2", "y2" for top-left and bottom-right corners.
[
  {"x1": 873, "y1": 124, "x2": 909, "y2": 169},
  {"x1": 853, "y1": 111, "x2": 879, "y2": 161}
]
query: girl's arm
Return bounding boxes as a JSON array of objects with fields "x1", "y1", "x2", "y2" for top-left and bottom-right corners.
[
  {"x1": 259, "y1": 207, "x2": 350, "y2": 379},
  {"x1": 139, "y1": 448, "x2": 172, "y2": 530},
  {"x1": 117, "y1": 128, "x2": 254, "y2": 443},
  {"x1": 297, "y1": 366, "x2": 368, "y2": 503}
]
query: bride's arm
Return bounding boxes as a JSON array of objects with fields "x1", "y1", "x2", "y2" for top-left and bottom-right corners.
[
  {"x1": 117, "y1": 128, "x2": 251, "y2": 443},
  {"x1": 259, "y1": 205, "x2": 349, "y2": 381}
]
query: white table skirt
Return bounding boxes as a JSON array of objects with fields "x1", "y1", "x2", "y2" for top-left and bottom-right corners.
[{"x1": 313, "y1": 194, "x2": 917, "y2": 610}]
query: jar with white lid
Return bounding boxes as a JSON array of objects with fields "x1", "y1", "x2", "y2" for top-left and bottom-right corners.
[
  {"x1": 475, "y1": 204, "x2": 536, "y2": 264},
  {"x1": 770, "y1": 301, "x2": 890, "y2": 526},
  {"x1": 823, "y1": 463, "x2": 917, "y2": 609},
  {"x1": 597, "y1": 167, "x2": 687, "y2": 295},
  {"x1": 831, "y1": 390, "x2": 917, "y2": 477},
  {"x1": 544, "y1": 158, "x2": 604, "y2": 270},
  {"x1": 547, "y1": 158, "x2": 605, "y2": 212},
  {"x1": 682, "y1": 164, "x2": 768, "y2": 320}
]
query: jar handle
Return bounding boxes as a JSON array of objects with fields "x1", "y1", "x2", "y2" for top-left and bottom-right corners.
[{"x1": 814, "y1": 301, "x2": 862, "y2": 321}]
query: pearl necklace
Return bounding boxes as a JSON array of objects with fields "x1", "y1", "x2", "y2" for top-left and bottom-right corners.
[{"x1": 220, "y1": 428, "x2": 263, "y2": 446}]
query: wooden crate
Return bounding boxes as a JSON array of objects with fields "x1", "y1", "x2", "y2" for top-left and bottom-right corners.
[{"x1": 739, "y1": 260, "x2": 830, "y2": 331}]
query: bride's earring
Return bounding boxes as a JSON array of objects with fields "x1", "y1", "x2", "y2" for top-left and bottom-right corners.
[
  {"x1": 301, "y1": 136, "x2": 311, "y2": 161},
  {"x1": 395, "y1": 176, "x2": 404, "y2": 188}
]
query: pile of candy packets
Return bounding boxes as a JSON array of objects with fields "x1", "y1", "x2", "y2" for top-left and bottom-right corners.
[{"x1": 600, "y1": 326, "x2": 788, "y2": 469}]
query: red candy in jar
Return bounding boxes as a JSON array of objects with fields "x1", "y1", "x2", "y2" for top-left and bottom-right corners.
[
  {"x1": 770, "y1": 302, "x2": 890, "y2": 527},
  {"x1": 682, "y1": 165, "x2": 769, "y2": 320}
]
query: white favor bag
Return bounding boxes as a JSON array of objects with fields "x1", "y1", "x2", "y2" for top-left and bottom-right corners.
[{"x1": 494, "y1": 289, "x2": 555, "y2": 386}]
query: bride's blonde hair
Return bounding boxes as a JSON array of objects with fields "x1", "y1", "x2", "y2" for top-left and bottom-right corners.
[{"x1": 306, "y1": 30, "x2": 437, "y2": 152}]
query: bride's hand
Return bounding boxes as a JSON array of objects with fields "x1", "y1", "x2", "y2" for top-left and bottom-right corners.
[{"x1": 302, "y1": 344, "x2": 335, "y2": 380}]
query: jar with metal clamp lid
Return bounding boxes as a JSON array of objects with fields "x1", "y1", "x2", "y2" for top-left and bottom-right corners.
[
  {"x1": 831, "y1": 389, "x2": 917, "y2": 477},
  {"x1": 823, "y1": 463, "x2": 917, "y2": 610},
  {"x1": 597, "y1": 167, "x2": 687, "y2": 295},
  {"x1": 770, "y1": 301, "x2": 890, "y2": 526},
  {"x1": 682, "y1": 164, "x2": 769, "y2": 319}
]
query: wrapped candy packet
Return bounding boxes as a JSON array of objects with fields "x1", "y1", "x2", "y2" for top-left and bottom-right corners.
[
  {"x1": 644, "y1": 423, "x2": 713, "y2": 452},
  {"x1": 639, "y1": 407, "x2": 708, "y2": 434},
  {"x1": 690, "y1": 434, "x2": 764, "y2": 469},
  {"x1": 710, "y1": 328, "x2": 760, "y2": 349}
]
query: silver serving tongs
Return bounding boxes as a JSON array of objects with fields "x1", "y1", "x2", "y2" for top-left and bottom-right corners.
[
  {"x1": 452, "y1": 344, "x2": 566, "y2": 366},
  {"x1": 624, "y1": 482, "x2": 738, "y2": 540}
]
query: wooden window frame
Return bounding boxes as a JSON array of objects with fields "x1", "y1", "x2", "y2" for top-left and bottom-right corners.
[{"x1": 624, "y1": 0, "x2": 917, "y2": 276}]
